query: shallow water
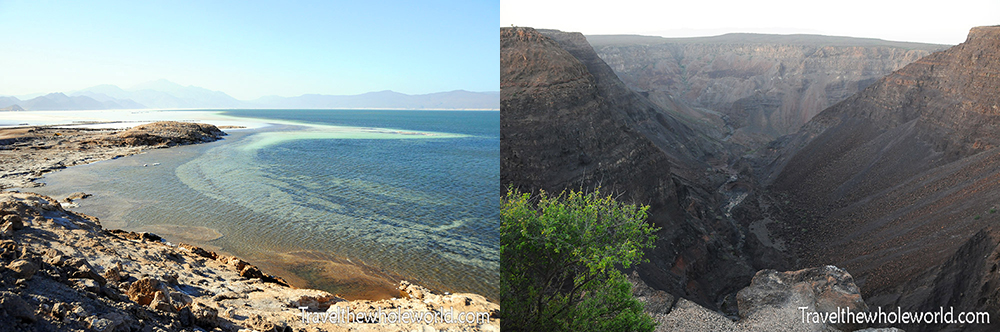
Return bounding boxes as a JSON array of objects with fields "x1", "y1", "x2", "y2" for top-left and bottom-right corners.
[{"x1": 25, "y1": 110, "x2": 499, "y2": 299}]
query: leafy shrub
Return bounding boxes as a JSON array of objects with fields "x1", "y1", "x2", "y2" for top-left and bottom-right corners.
[{"x1": 500, "y1": 188, "x2": 658, "y2": 331}]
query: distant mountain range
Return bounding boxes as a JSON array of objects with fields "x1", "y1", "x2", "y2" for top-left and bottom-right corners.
[{"x1": 0, "y1": 79, "x2": 499, "y2": 111}]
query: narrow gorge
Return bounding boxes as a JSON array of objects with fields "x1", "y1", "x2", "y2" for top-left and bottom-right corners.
[{"x1": 502, "y1": 25, "x2": 1000, "y2": 331}]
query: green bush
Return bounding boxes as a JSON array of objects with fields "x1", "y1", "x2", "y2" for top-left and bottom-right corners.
[{"x1": 500, "y1": 188, "x2": 658, "y2": 332}]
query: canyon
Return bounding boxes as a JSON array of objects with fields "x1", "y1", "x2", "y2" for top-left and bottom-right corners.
[
  {"x1": 763, "y1": 26, "x2": 1000, "y2": 332},
  {"x1": 502, "y1": 27, "x2": 765, "y2": 317},
  {"x1": 589, "y1": 33, "x2": 945, "y2": 149},
  {"x1": 502, "y1": 25, "x2": 1000, "y2": 331}
]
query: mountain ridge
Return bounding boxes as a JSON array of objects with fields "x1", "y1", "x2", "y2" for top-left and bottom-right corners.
[
  {"x1": 0, "y1": 80, "x2": 500, "y2": 111},
  {"x1": 587, "y1": 32, "x2": 949, "y2": 50}
]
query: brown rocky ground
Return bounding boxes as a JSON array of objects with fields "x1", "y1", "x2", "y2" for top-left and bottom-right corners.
[
  {"x1": 0, "y1": 191, "x2": 498, "y2": 331},
  {"x1": 0, "y1": 121, "x2": 499, "y2": 331},
  {"x1": 0, "y1": 122, "x2": 226, "y2": 190}
]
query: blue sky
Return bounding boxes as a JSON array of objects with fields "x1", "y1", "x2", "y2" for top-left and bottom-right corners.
[{"x1": 0, "y1": 0, "x2": 499, "y2": 100}]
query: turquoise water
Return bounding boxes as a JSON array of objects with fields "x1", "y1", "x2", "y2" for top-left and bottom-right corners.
[{"x1": 28, "y1": 110, "x2": 498, "y2": 299}]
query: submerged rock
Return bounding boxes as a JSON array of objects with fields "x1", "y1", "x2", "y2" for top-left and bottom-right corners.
[{"x1": 64, "y1": 192, "x2": 92, "y2": 202}]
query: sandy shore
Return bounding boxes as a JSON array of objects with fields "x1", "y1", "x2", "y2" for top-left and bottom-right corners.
[{"x1": 0, "y1": 120, "x2": 499, "y2": 331}]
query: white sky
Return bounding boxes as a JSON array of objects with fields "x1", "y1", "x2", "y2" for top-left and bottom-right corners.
[{"x1": 501, "y1": 0, "x2": 1000, "y2": 45}]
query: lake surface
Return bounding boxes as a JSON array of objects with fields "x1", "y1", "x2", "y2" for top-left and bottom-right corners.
[{"x1": 27, "y1": 109, "x2": 499, "y2": 299}]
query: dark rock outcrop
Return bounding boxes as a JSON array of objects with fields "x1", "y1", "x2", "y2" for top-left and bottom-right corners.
[
  {"x1": 737, "y1": 266, "x2": 867, "y2": 331},
  {"x1": 0, "y1": 291, "x2": 36, "y2": 323},
  {"x1": 63, "y1": 192, "x2": 92, "y2": 202},
  {"x1": 589, "y1": 33, "x2": 945, "y2": 148},
  {"x1": 870, "y1": 227, "x2": 1000, "y2": 332},
  {"x1": 502, "y1": 27, "x2": 760, "y2": 311},
  {"x1": 633, "y1": 265, "x2": 872, "y2": 332},
  {"x1": 0, "y1": 122, "x2": 228, "y2": 189},
  {"x1": 106, "y1": 121, "x2": 226, "y2": 147}
]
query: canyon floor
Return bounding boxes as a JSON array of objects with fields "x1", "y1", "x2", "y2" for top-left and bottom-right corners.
[{"x1": 0, "y1": 122, "x2": 499, "y2": 331}]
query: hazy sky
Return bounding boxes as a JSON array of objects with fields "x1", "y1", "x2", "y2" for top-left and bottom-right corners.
[
  {"x1": 0, "y1": 0, "x2": 499, "y2": 100},
  {"x1": 502, "y1": 0, "x2": 999, "y2": 45}
]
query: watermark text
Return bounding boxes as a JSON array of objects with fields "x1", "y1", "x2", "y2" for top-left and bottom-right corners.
[
  {"x1": 299, "y1": 306, "x2": 491, "y2": 325},
  {"x1": 799, "y1": 306, "x2": 989, "y2": 325}
]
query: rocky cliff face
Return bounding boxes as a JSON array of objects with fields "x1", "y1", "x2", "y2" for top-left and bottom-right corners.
[
  {"x1": 871, "y1": 227, "x2": 1000, "y2": 332},
  {"x1": 763, "y1": 26, "x2": 1000, "y2": 318},
  {"x1": 589, "y1": 34, "x2": 944, "y2": 148},
  {"x1": 502, "y1": 27, "x2": 763, "y2": 311}
]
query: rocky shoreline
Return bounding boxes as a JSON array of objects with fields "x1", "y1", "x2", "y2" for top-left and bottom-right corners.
[
  {"x1": 0, "y1": 122, "x2": 499, "y2": 331},
  {"x1": 0, "y1": 122, "x2": 228, "y2": 190}
]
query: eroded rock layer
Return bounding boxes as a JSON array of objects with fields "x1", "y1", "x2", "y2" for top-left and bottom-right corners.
[
  {"x1": 762, "y1": 26, "x2": 1000, "y2": 323},
  {"x1": 590, "y1": 33, "x2": 945, "y2": 147}
]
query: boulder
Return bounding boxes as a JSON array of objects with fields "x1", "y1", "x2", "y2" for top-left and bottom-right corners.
[
  {"x1": 399, "y1": 280, "x2": 426, "y2": 299},
  {"x1": 286, "y1": 292, "x2": 340, "y2": 310},
  {"x1": 73, "y1": 278, "x2": 101, "y2": 293},
  {"x1": 150, "y1": 291, "x2": 174, "y2": 313},
  {"x1": 2, "y1": 214, "x2": 23, "y2": 230},
  {"x1": 89, "y1": 317, "x2": 117, "y2": 331},
  {"x1": 737, "y1": 265, "x2": 867, "y2": 331},
  {"x1": 7, "y1": 259, "x2": 39, "y2": 280},
  {"x1": 191, "y1": 301, "x2": 218, "y2": 328},
  {"x1": 178, "y1": 306, "x2": 195, "y2": 327},
  {"x1": 127, "y1": 277, "x2": 163, "y2": 306},
  {"x1": 68, "y1": 263, "x2": 107, "y2": 286},
  {"x1": 0, "y1": 223, "x2": 13, "y2": 237},
  {"x1": 50, "y1": 302, "x2": 69, "y2": 319},
  {"x1": 0, "y1": 291, "x2": 35, "y2": 322},
  {"x1": 239, "y1": 264, "x2": 265, "y2": 279},
  {"x1": 43, "y1": 248, "x2": 66, "y2": 266},
  {"x1": 102, "y1": 265, "x2": 123, "y2": 283},
  {"x1": 179, "y1": 243, "x2": 218, "y2": 260}
]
